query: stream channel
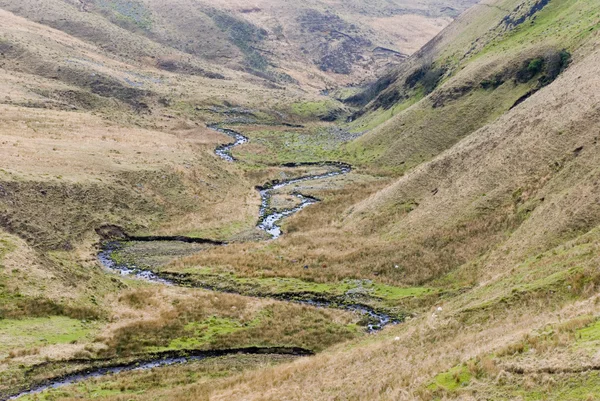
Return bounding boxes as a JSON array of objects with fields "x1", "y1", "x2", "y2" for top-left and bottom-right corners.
[{"x1": 4, "y1": 124, "x2": 397, "y2": 400}]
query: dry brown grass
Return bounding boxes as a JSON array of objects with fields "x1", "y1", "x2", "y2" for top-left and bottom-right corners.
[
  {"x1": 100, "y1": 21, "x2": 600, "y2": 401},
  {"x1": 44, "y1": 290, "x2": 600, "y2": 400},
  {"x1": 347, "y1": 40, "x2": 600, "y2": 283},
  {"x1": 0, "y1": 103, "x2": 263, "y2": 247},
  {"x1": 0, "y1": 0, "x2": 472, "y2": 93},
  {"x1": 167, "y1": 174, "x2": 402, "y2": 285}
]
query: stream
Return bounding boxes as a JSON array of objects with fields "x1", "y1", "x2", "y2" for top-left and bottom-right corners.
[
  {"x1": 4, "y1": 347, "x2": 311, "y2": 401},
  {"x1": 210, "y1": 124, "x2": 249, "y2": 162},
  {"x1": 210, "y1": 123, "x2": 351, "y2": 239},
  {"x1": 256, "y1": 163, "x2": 351, "y2": 239},
  {"x1": 4, "y1": 123, "x2": 395, "y2": 400},
  {"x1": 97, "y1": 125, "x2": 393, "y2": 329}
]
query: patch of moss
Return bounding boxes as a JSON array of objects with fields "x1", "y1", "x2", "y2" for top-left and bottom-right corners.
[
  {"x1": 151, "y1": 317, "x2": 252, "y2": 352},
  {"x1": 0, "y1": 317, "x2": 97, "y2": 357},
  {"x1": 482, "y1": 371, "x2": 600, "y2": 401},
  {"x1": 0, "y1": 238, "x2": 16, "y2": 262},
  {"x1": 97, "y1": 0, "x2": 153, "y2": 30},
  {"x1": 576, "y1": 320, "x2": 600, "y2": 346},
  {"x1": 428, "y1": 365, "x2": 472, "y2": 392},
  {"x1": 290, "y1": 100, "x2": 341, "y2": 119},
  {"x1": 173, "y1": 267, "x2": 435, "y2": 315}
]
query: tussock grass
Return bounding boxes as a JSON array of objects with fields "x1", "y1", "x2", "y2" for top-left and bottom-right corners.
[{"x1": 98, "y1": 286, "x2": 359, "y2": 357}]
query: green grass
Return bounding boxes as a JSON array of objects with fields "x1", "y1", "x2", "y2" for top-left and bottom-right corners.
[
  {"x1": 428, "y1": 365, "x2": 472, "y2": 392},
  {"x1": 451, "y1": 226, "x2": 600, "y2": 317},
  {"x1": 521, "y1": 373, "x2": 600, "y2": 401},
  {"x1": 233, "y1": 128, "x2": 351, "y2": 165},
  {"x1": 371, "y1": 284, "x2": 433, "y2": 300},
  {"x1": 348, "y1": 93, "x2": 421, "y2": 134},
  {"x1": 348, "y1": 0, "x2": 600, "y2": 175},
  {"x1": 437, "y1": 369, "x2": 600, "y2": 400},
  {"x1": 230, "y1": 124, "x2": 395, "y2": 170},
  {"x1": 105, "y1": 301, "x2": 360, "y2": 356},
  {"x1": 0, "y1": 237, "x2": 16, "y2": 262},
  {"x1": 150, "y1": 317, "x2": 253, "y2": 352},
  {"x1": 0, "y1": 317, "x2": 97, "y2": 357},
  {"x1": 576, "y1": 319, "x2": 600, "y2": 348},
  {"x1": 289, "y1": 100, "x2": 341, "y2": 119},
  {"x1": 176, "y1": 267, "x2": 435, "y2": 312},
  {"x1": 16, "y1": 354, "x2": 298, "y2": 401},
  {"x1": 482, "y1": 372, "x2": 600, "y2": 401},
  {"x1": 182, "y1": 217, "x2": 256, "y2": 240},
  {"x1": 478, "y1": 0, "x2": 600, "y2": 58}
]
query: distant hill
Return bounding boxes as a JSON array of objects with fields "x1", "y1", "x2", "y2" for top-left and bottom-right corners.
[{"x1": 0, "y1": 0, "x2": 478, "y2": 90}]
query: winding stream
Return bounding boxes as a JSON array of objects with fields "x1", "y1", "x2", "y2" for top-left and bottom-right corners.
[
  {"x1": 4, "y1": 347, "x2": 311, "y2": 401},
  {"x1": 5, "y1": 123, "x2": 395, "y2": 400},
  {"x1": 210, "y1": 123, "x2": 351, "y2": 239},
  {"x1": 257, "y1": 163, "x2": 351, "y2": 239},
  {"x1": 97, "y1": 125, "x2": 392, "y2": 329},
  {"x1": 210, "y1": 124, "x2": 249, "y2": 162}
]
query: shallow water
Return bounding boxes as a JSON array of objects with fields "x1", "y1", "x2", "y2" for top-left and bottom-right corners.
[
  {"x1": 6, "y1": 356, "x2": 202, "y2": 400},
  {"x1": 210, "y1": 124, "x2": 249, "y2": 162},
  {"x1": 257, "y1": 164, "x2": 350, "y2": 239}
]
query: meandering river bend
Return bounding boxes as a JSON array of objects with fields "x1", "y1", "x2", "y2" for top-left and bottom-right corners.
[{"x1": 4, "y1": 124, "x2": 397, "y2": 400}]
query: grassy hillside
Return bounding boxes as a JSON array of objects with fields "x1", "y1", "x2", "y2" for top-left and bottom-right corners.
[
  {"x1": 0, "y1": 6, "x2": 359, "y2": 396},
  {"x1": 65, "y1": 1, "x2": 600, "y2": 399},
  {"x1": 347, "y1": 0, "x2": 599, "y2": 173},
  {"x1": 3, "y1": 0, "x2": 600, "y2": 400},
  {"x1": 0, "y1": 0, "x2": 471, "y2": 396}
]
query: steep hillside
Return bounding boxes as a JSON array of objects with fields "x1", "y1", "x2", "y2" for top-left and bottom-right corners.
[
  {"x1": 157, "y1": 0, "x2": 600, "y2": 290},
  {"x1": 347, "y1": 0, "x2": 598, "y2": 173}
]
